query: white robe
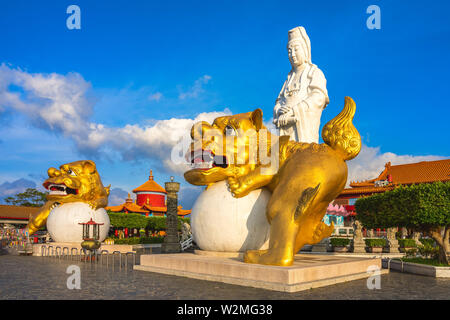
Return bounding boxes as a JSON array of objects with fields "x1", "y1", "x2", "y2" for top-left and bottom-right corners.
[{"x1": 273, "y1": 63, "x2": 329, "y2": 143}]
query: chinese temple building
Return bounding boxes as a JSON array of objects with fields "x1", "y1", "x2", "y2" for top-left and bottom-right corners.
[
  {"x1": 0, "y1": 205, "x2": 40, "y2": 227},
  {"x1": 334, "y1": 159, "x2": 450, "y2": 217},
  {"x1": 106, "y1": 170, "x2": 191, "y2": 218}
]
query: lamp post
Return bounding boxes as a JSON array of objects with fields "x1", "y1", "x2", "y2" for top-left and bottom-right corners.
[{"x1": 161, "y1": 176, "x2": 181, "y2": 253}]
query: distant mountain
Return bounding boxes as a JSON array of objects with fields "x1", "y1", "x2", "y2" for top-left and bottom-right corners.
[
  {"x1": 0, "y1": 178, "x2": 37, "y2": 203},
  {"x1": 108, "y1": 187, "x2": 130, "y2": 206}
]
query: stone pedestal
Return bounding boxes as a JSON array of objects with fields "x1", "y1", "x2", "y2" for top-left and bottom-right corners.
[
  {"x1": 161, "y1": 179, "x2": 181, "y2": 254},
  {"x1": 352, "y1": 241, "x2": 367, "y2": 253},
  {"x1": 135, "y1": 253, "x2": 386, "y2": 292},
  {"x1": 351, "y1": 220, "x2": 366, "y2": 253},
  {"x1": 387, "y1": 227, "x2": 400, "y2": 253}
]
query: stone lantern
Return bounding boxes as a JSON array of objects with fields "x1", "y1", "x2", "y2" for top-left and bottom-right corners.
[{"x1": 79, "y1": 218, "x2": 104, "y2": 257}]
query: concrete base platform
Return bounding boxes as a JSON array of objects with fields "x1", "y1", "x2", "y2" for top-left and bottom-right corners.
[
  {"x1": 383, "y1": 259, "x2": 450, "y2": 277},
  {"x1": 134, "y1": 253, "x2": 387, "y2": 292}
]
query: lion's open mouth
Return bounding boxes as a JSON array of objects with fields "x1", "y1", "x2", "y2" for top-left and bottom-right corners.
[
  {"x1": 44, "y1": 183, "x2": 78, "y2": 196},
  {"x1": 190, "y1": 150, "x2": 228, "y2": 170}
]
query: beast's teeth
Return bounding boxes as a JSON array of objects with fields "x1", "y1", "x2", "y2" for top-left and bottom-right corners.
[{"x1": 192, "y1": 161, "x2": 213, "y2": 169}]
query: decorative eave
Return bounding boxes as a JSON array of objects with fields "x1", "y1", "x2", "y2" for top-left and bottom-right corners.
[
  {"x1": 349, "y1": 162, "x2": 391, "y2": 187},
  {"x1": 106, "y1": 202, "x2": 191, "y2": 216},
  {"x1": 106, "y1": 203, "x2": 149, "y2": 213},
  {"x1": 339, "y1": 185, "x2": 396, "y2": 197}
]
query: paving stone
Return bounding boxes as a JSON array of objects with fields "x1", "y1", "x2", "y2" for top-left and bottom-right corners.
[{"x1": 0, "y1": 255, "x2": 449, "y2": 299}]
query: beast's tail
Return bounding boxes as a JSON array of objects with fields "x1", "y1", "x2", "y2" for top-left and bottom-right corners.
[{"x1": 322, "y1": 96, "x2": 361, "y2": 161}]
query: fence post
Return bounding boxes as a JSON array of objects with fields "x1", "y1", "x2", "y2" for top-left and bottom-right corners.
[
  {"x1": 125, "y1": 252, "x2": 135, "y2": 270},
  {"x1": 101, "y1": 250, "x2": 109, "y2": 267},
  {"x1": 55, "y1": 246, "x2": 62, "y2": 260},
  {"x1": 71, "y1": 248, "x2": 78, "y2": 261},
  {"x1": 62, "y1": 247, "x2": 69, "y2": 259},
  {"x1": 112, "y1": 251, "x2": 121, "y2": 270}
]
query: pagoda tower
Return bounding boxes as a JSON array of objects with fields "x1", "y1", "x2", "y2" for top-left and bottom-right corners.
[{"x1": 132, "y1": 170, "x2": 167, "y2": 207}]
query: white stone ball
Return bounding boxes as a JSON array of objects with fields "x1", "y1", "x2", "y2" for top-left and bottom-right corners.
[
  {"x1": 191, "y1": 180, "x2": 271, "y2": 252},
  {"x1": 46, "y1": 202, "x2": 110, "y2": 243}
]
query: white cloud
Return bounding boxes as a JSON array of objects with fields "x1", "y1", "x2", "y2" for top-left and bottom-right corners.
[
  {"x1": 0, "y1": 64, "x2": 230, "y2": 175},
  {"x1": 263, "y1": 117, "x2": 278, "y2": 134},
  {"x1": 178, "y1": 75, "x2": 211, "y2": 100},
  {"x1": 0, "y1": 64, "x2": 93, "y2": 144},
  {"x1": 346, "y1": 144, "x2": 445, "y2": 186}
]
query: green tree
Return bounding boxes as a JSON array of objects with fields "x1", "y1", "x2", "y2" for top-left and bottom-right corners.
[
  {"x1": 355, "y1": 182, "x2": 450, "y2": 265},
  {"x1": 4, "y1": 188, "x2": 48, "y2": 207}
]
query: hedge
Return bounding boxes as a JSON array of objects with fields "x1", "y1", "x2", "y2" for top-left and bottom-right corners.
[
  {"x1": 364, "y1": 238, "x2": 386, "y2": 247},
  {"x1": 398, "y1": 239, "x2": 417, "y2": 248},
  {"x1": 110, "y1": 236, "x2": 165, "y2": 245},
  {"x1": 329, "y1": 238, "x2": 350, "y2": 247},
  {"x1": 419, "y1": 238, "x2": 436, "y2": 247},
  {"x1": 107, "y1": 211, "x2": 190, "y2": 231}
]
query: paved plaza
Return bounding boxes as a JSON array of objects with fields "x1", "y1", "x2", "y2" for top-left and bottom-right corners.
[{"x1": 0, "y1": 255, "x2": 449, "y2": 299}]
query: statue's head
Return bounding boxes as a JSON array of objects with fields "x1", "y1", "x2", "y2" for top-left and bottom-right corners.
[
  {"x1": 287, "y1": 26, "x2": 311, "y2": 67},
  {"x1": 43, "y1": 160, "x2": 109, "y2": 204},
  {"x1": 184, "y1": 109, "x2": 269, "y2": 186}
]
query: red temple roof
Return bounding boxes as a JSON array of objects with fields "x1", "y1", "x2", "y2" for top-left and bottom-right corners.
[
  {"x1": 78, "y1": 218, "x2": 104, "y2": 225},
  {"x1": 107, "y1": 193, "x2": 150, "y2": 213},
  {"x1": 0, "y1": 205, "x2": 40, "y2": 221},
  {"x1": 340, "y1": 159, "x2": 450, "y2": 197},
  {"x1": 132, "y1": 170, "x2": 167, "y2": 194}
]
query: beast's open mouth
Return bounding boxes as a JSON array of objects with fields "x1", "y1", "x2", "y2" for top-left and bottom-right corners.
[
  {"x1": 190, "y1": 149, "x2": 228, "y2": 170},
  {"x1": 44, "y1": 183, "x2": 78, "y2": 196}
]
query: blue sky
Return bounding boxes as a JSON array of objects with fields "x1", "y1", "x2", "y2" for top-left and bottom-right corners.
[{"x1": 0, "y1": 0, "x2": 449, "y2": 208}]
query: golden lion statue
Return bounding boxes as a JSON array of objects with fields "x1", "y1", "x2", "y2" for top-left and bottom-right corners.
[
  {"x1": 184, "y1": 97, "x2": 361, "y2": 266},
  {"x1": 26, "y1": 160, "x2": 110, "y2": 235}
]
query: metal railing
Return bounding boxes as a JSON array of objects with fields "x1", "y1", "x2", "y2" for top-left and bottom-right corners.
[
  {"x1": 384, "y1": 257, "x2": 405, "y2": 272},
  {"x1": 181, "y1": 236, "x2": 193, "y2": 251},
  {"x1": 37, "y1": 244, "x2": 138, "y2": 271}
]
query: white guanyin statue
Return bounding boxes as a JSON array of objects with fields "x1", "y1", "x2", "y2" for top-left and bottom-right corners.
[{"x1": 273, "y1": 26, "x2": 329, "y2": 143}]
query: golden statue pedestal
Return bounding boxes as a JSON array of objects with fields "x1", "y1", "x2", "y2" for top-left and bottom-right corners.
[{"x1": 134, "y1": 253, "x2": 387, "y2": 293}]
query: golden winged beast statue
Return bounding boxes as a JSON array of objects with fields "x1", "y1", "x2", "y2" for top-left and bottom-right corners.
[
  {"x1": 184, "y1": 97, "x2": 361, "y2": 266},
  {"x1": 26, "y1": 160, "x2": 110, "y2": 235}
]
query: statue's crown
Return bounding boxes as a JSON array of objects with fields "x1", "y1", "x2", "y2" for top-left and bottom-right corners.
[{"x1": 287, "y1": 26, "x2": 311, "y2": 63}]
